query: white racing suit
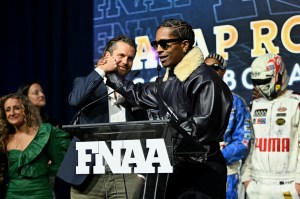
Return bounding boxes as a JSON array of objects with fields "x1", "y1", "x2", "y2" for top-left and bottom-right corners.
[{"x1": 241, "y1": 90, "x2": 300, "y2": 199}]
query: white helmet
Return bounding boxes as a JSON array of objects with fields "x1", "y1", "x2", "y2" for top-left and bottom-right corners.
[{"x1": 251, "y1": 54, "x2": 289, "y2": 100}]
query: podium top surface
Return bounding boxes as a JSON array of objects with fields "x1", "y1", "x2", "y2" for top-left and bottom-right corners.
[{"x1": 62, "y1": 120, "x2": 170, "y2": 141}]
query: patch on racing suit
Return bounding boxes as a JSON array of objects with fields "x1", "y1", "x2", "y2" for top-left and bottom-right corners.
[
  {"x1": 255, "y1": 137, "x2": 290, "y2": 152},
  {"x1": 277, "y1": 107, "x2": 287, "y2": 112},
  {"x1": 253, "y1": 109, "x2": 267, "y2": 117},
  {"x1": 276, "y1": 118, "x2": 286, "y2": 125},
  {"x1": 280, "y1": 180, "x2": 293, "y2": 185},
  {"x1": 253, "y1": 118, "x2": 266, "y2": 124},
  {"x1": 283, "y1": 191, "x2": 292, "y2": 199},
  {"x1": 276, "y1": 113, "x2": 286, "y2": 117},
  {"x1": 242, "y1": 139, "x2": 249, "y2": 147}
]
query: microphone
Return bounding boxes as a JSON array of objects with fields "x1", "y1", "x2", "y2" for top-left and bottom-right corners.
[
  {"x1": 70, "y1": 70, "x2": 140, "y2": 125},
  {"x1": 157, "y1": 64, "x2": 161, "y2": 77},
  {"x1": 161, "y1": 100, "x2": 180, "y2": 124}
]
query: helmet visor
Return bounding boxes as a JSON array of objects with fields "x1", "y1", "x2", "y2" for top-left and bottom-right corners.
[{"x1": 251, "y1": 78, "x2": 272, "y2": 86}]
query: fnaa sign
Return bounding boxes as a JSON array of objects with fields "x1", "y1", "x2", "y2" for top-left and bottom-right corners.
[{"x1": 76, "y1": 139, "x2": 173, "y2": 174}]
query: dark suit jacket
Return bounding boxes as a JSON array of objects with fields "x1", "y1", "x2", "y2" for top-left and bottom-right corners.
[
  {"x1": 68, "y1": 70, "x2": 109, "y2": 124},
  {"x1": 57, "y1": 70, "x2": 148, "y2": 188}
]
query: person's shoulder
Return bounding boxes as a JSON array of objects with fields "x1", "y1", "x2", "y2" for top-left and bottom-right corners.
[
  {"x1": 291, "y1": 90, "x2": 300, "y2": 96},
  {"x1": 252, "y1": 96, "x2": 266, "y2": 103},
  {"x1": 232, "y1": 92, "x2": 248, "y2": 106},
  {"x1": 232, "y1": 93, "x2": 244, "y2": 100},
  {"x1": 74, "y1": 70, "x2": 101, "y2": 81},
  {"x1": 39, "y1": 123, "x2": 69, "y2": 138},
  {"x1": 289, "y1": 90, "x2": 300, "y2": 100},
  {"x1": 193, "y1": 63, "x2": 218, "y2": 79},
  {"x1": 39, "y1": 123, "x2": 62, "y2": 132},
  {"x1": 232, "y1": 93, "x2": 245, "y2": 101},
  {"x1": 40, "y1": 122, "x2": 52, "y2": 128},
  {"x1": 73, "y1": 75, "x2": 86, "y2": 80},
  {"x1": 38, "y1": 123, "x2": 54, "y2": 133}
]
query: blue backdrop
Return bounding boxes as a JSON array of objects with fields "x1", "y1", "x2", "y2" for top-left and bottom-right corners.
[
  {"x1": 1, "y1": 0, "x2": 299, "y2": 125},
  {"x1": 93, "y1": 0, "x2": 300, "y2": 104}
]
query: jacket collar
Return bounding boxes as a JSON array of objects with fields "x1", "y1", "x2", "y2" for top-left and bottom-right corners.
[{"x1": 163, "y1": 46, "x2": 204, "y2": 82}]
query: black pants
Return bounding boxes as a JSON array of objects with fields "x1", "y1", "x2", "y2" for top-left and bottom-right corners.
[{"x1": 165, "y1": 151, "x2": 227, "y2": 199}]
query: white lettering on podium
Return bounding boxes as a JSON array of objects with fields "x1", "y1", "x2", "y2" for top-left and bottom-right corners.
[{"x1": 76, "y1": 139, "x2": 173, "y2": 174}]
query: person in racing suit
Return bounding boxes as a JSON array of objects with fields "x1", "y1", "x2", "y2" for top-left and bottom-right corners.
[
  {"x1": 101, "y1": 18, "x2": 233, "y2": 199},
  {"x1": 241, "y1": 53, "x2": 300, "y2": 199},
  {"x1": 205, "y1": 53, "x2": 252, "y2": 199}
]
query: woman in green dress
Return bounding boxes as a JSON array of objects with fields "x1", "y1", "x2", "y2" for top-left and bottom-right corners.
[{"x1": 0, "y1": 93, "x2": 70, "y2": 198}]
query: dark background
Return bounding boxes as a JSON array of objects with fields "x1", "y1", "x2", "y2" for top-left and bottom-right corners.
[{"x1": 1, "y1": 0, "x2": 93, "y2": 125}]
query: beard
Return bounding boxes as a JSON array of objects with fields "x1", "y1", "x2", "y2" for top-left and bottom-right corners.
[{"x1": 116, "y1": 66, "x2": 130, "y2": 77}]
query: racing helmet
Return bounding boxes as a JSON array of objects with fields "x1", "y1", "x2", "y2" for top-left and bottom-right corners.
[{"x1": 251, "y1": 54, "x2": 289, "y2": 100}]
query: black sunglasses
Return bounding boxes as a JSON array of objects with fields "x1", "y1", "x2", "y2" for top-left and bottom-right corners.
[
  {"x1": 151, "y1": 38, "x2": 183, "y2": 50},
  {"x1": 207, "y1": 63, "x2": 225, "y2": 71}
]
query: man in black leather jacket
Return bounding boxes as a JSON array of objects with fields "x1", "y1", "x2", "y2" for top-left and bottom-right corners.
[{"x1": 104, "y1": 19, "x2": 233, "y2": 199}]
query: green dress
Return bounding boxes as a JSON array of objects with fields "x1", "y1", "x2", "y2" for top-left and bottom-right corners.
[{"x1": 6, "y1": 123, "x2": 70, "y2": 199}]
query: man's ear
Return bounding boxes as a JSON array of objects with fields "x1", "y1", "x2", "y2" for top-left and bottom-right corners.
[{"x1": 182, "y1": 40, "x2": 190, "y2": 49}]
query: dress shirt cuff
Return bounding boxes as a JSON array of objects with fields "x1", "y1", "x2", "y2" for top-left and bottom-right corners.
[
  {"x1": 95, "y1": 67, "x2": 105, "y2": 78},
  {"x1": 296, "y1": 173, "x2": 300, "y2": 184}
]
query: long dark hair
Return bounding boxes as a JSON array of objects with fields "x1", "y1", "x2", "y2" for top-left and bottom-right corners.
[
  {"x1": 17, "y1": 80, "x2": 41, "y2": 98},
  {"x1": 17, "y1": 81, "x2": 58, "y2": 126}
]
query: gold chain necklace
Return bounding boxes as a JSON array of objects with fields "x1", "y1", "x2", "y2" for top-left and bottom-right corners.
[
  {"x1": 14, "y1": 135, "x2": 23, "y2": 149},
  {"x1": 13, "y1": 132, "x2": 27, "y2": 149}
]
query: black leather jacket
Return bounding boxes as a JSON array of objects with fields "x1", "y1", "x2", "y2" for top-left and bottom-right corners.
[{"x1": 107, "y1": 47, "x2": 232, "y2": 146}]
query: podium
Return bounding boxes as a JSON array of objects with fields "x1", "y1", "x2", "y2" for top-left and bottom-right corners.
[
  {"x1": 62, "y1": 120, "x2": 170, "y2": 142},
  {"x1": 62, "y1": 120, "x2": 172, "y2": 199}
]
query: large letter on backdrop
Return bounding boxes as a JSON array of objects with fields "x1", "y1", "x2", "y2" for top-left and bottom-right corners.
[
  {"x1": 214, "y1": 25, "x2": 238, "y2": 60},
  {"x1": 281, "y1": 15, "x2": 300, "y2": 54},
  {"x1": 251, "y1": 20, "x2": 279, "y2": 57}
]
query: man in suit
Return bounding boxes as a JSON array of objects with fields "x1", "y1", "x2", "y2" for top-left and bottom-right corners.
[{"x1": 57, "y1": 35, "x2": 148, "y2": 199}]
